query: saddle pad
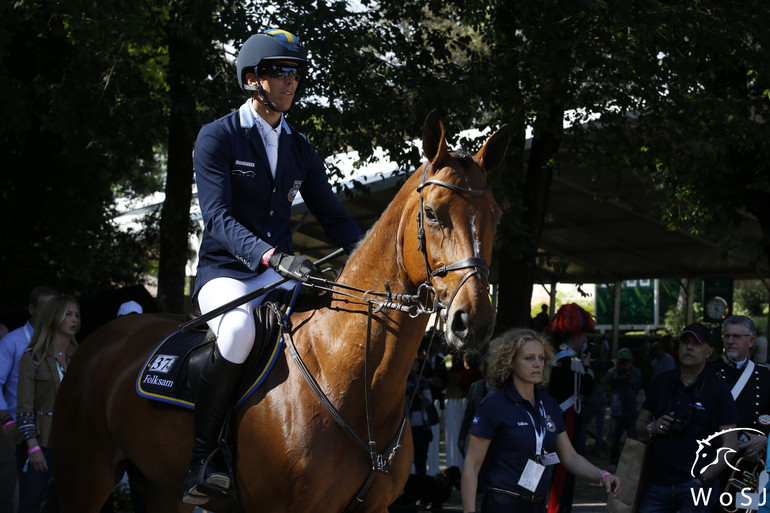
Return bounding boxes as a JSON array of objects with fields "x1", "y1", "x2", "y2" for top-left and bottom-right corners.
[{"x1": 136, "y1": 326, "x2": 284, "y2": 411}]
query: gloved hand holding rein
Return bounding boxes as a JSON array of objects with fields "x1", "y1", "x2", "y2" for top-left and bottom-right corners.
[{"x1": 267, "y1": 250, "x2": 323, "y2": 282}]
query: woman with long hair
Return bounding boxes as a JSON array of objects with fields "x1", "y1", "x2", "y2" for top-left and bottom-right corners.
[
  {"x1": 461, "y1": 328, "x2": 621, "y2": 513},
  {"x1": 16, "y1": 295, "x2": 79, "y2": 512}
]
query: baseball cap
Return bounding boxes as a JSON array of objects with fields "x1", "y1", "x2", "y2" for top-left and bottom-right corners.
[
  {"x1": 616, "y1": 347, "x2": 632, "y2": 360},
  {"x1": 680, "y1": 323, "x2": 713, "y2": 345},
  {"x1": 117, "y1": 300, "x2": 143, "y2": 317}
]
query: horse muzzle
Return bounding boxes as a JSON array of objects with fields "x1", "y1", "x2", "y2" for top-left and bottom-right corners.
[{"x1": 442, "y1": 296, "x2": 495, "y2": 351}]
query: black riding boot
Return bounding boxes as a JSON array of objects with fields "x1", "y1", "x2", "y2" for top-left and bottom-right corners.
[{"x1": 183, "y1": 345, "x2": 242, "y2": 505}]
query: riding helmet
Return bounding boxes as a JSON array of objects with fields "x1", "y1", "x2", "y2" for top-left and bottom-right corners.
[{"x1": 236, "y1": 29, "x2": 308, "y2": 92}]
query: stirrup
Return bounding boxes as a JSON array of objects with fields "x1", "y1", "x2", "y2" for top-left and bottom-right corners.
[{"x1": 183, "y1": 448, "x2": 236, "y2": 504}]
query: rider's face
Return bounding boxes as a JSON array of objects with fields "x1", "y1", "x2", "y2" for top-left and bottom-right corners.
[{"x1": 250, "y1": 60, "x2": 299, "y2": 113}]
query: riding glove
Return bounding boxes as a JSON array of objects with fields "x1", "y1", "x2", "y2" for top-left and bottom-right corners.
[{"x1": 268, "y1": 251, "x2": 323, "y2": 282}]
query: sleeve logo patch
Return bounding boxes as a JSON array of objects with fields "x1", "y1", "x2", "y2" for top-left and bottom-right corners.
[{"x1": 288, "y1": 180, "x2": 302, "y2": 202}]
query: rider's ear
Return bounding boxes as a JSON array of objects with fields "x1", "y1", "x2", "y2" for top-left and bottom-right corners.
[
  {"x1": 422, "y1": 110, "x2": 449, "y2": 172},
  {"x1": 476, "y1": 125, "x2": 510, "y2": 174}
]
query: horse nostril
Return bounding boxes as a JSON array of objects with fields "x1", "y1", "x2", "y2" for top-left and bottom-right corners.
[{"x1": 451, "y1": 310, "x2": 470, "y2": 339}]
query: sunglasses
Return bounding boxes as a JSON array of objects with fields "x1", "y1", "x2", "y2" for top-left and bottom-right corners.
[{"x1": 258, "y1": 64, "x2": 302, "y2": 81}]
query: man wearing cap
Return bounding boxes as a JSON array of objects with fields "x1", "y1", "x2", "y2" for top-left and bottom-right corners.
[
  {"x1": 116, "y1": 300, "x2": 143, "y2": 317},
  {"x1": 604, "y1": 347, "x2": 641, "y2": 470},
  {"x1": 635, "y1": 323, "x2": 738, "y2": 512}
]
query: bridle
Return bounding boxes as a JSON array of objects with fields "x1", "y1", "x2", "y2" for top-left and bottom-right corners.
[
  {"x1": 415, "y1": 161, "x2": 492, "y2": 319},
  {"x1": 285, "y1": 161, "x2": 493, "y2": 513}
]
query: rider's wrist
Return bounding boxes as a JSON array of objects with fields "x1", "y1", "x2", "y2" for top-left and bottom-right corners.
[{"x1": 262, "y1": 247, "x2": 276, "y2": 267}]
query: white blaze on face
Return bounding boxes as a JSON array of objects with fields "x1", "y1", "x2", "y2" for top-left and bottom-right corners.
[{"x1": 470, "y1": 213, "x2": 481, "y2": 257}]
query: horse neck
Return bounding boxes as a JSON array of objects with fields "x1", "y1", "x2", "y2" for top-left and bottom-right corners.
[
  {"x1": 324, "y1": 178, "x2": 428, "y2": 411},
  {"x1": 340, "y1": 174, "x2": 420, "y2": 299}
]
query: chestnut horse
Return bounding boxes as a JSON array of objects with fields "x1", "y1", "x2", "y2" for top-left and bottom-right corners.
[{"x1": 52, "y1": 112, "x2": 509, "y2": 513}]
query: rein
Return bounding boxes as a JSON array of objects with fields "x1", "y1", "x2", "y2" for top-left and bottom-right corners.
[{"x1": 285, "y1": 164, "x2": 491, "y2": 512}]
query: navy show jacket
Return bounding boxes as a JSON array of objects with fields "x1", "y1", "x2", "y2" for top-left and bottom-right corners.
[{"x1": 193, "y1": 101, "x2": 363, "y2": 296}]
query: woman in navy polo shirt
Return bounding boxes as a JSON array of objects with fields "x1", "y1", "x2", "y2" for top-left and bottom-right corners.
[{"x1": 461, "y1": 328, "x2": 621, "y2": 513}]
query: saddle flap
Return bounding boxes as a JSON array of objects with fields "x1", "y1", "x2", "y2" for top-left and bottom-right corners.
[{"x1": 136, "y1": 302, "x2": 285, "y2": 411}]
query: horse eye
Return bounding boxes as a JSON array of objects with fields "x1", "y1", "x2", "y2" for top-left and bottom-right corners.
[{"x1": 424, "y1": 207, "x2": 437, "y2": 222}]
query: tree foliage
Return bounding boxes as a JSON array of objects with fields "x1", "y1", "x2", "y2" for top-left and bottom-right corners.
[
  {"x1": 3, "y1": 0, "x2": 769, "y2": 328},
  {"x1": 0, "y1": 0, "x2": 166, "y2": 312}
]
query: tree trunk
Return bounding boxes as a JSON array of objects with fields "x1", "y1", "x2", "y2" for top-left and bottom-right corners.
[
  {"x1": 496, "y1": 100, "x2": 564, "y2": 333},
  {"x1": 157, "y1": 15, "x2": 198, "y2": 313}
]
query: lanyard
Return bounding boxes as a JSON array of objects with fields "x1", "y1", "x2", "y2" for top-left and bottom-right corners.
[{"x1": 518, "y1": 401, "x2": 547, "y2": 456}]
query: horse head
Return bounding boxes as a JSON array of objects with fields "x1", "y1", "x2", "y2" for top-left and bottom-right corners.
[{"x1": 401, "y1": 111, "x2": 509, "y2": 351}]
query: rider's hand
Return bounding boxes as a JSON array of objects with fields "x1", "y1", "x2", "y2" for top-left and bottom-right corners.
[{"x1": 268, "y1": 251, "x2": 323, "y2": 282}]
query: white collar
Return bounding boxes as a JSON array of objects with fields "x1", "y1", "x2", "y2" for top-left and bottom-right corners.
[
  {"x1": 238, "y1": 99, "x2": 291, "y2": 137},
  {"x1": 733, "y1": 356, "x2": 750, "y2": 370}
]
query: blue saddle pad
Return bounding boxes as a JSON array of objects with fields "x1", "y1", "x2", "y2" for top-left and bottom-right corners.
[{"x1": 136, "y1": 319, "x2": 284, "y2": 411}]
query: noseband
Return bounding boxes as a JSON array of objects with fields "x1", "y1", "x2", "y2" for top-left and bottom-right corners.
[{"x1": 415, "y1": 163, "x2": 491, "y2": 317}]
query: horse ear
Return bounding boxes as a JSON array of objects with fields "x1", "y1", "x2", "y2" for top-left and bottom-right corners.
[
  {"x1": 475, "y1": 124, "x2": 510, "y2": 173},
  {"x1": 422, "y1": 110, "x2": 449, "y2": 172}
]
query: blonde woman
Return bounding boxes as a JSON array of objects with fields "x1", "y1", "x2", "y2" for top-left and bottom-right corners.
[
  {"x1": 461, "y1": 328, "x2": 621, "y2": 513},
  {"x1": 16, "y1": 295, "x2": 79, "y2": 513}
]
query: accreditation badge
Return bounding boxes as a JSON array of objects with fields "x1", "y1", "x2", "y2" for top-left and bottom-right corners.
[{"x1": 518, "y1": 459, "x2": 545, "y2": 492}]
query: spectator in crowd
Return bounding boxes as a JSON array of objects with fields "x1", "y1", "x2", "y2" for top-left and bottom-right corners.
[
  {"x1": 16, "y1": 295, "x2": 80, "y2": 513},
  {"x1": 604, "y1": 347, "x2": 641, "y2": 469},
  {"x1": 407, "y1": 357, "x2": 434, "y2": 475},
  {"x1": 752, "y1": 327, "x2": 768, "y2": 365},
  {"x1": 184, "y1": 28, "x2": 362, "y2": 505},
  {"x1": 650, "y1": 339, "x2": 675, "y2": 381},
  {"x1": 0, "y1": 286, "x2": 57, "y2": 513},
  {"x1": 635, "y1": 323, "x2": 738, "y2": 513},
  {"x1": 710, "y1": 315, "x2": 770, "y2": 509},
  {"x1": 461, "y1": 328, "x2": 620, "y2": 513},
  {"x1": 458, "y1": 360, "x2": 489, "y2": 456},
  {"x1": 116, "y1": 300, "x2": 143, "y2": 317},
  {"x1": 576, "y1": 377, "x2": 606, "y2": 457},
  {"x1": 546, "y1": 303, "x2": 596, "y2": 513},
  {"x1": 422, "y1": 328, "x2": 449, "y2": 475},
  {"x1": 532, "y1": 304, "x2": 549, "y2": 333},
  {"x1": 458, "y1": 351, "x2": 484, "y2": 397}
]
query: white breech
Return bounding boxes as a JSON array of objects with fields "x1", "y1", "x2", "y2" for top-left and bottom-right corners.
[{"x1": 197, "y1": 272, "x2": 294, "y2": 364}]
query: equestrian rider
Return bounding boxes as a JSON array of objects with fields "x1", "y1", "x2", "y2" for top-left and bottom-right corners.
[{"x1": 183, "y1": 29, "x2": 362, "y2": 505}]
